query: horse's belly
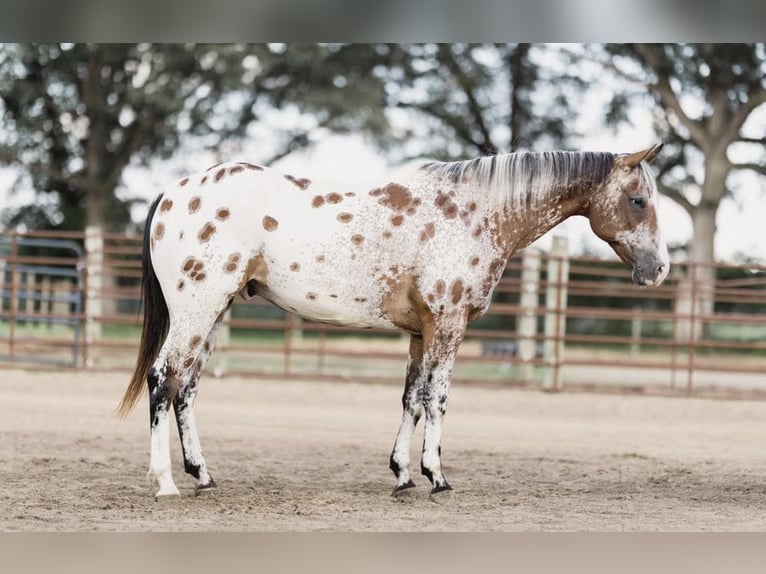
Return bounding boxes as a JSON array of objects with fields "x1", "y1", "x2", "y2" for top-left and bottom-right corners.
[{"x1": 259, "y1": 287, "x2": 394, "y2": 330}]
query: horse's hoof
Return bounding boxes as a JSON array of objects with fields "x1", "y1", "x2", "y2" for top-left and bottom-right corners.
[
  {"x1": 154, "y1": 489, "x2": 181, "y2": 501},
  {"x1": 195, "y1": 479, "x2": 218, "y2": 496},
  {"x1": 429, "y1": 482, "x2": 453, "y2": 501},
  {"x1": 391, "y1": 480, "x2": 416, "y2": 497}
]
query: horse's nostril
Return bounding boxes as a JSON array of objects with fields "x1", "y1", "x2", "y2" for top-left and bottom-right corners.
[{"x1": 657, "y1": 263, "x2": 665, "y2": 275}]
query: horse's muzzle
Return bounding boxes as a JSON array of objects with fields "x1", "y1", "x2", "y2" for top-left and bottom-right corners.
[{"x1": 632, "y1": 256, "x2": 669, "y2": 287}]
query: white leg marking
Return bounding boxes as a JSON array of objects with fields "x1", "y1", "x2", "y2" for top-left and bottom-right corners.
[{"x1": 149, "y1": 405, "x2": 180, "y2": 497}]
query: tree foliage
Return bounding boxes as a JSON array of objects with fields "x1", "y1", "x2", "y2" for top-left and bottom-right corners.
[
  {"x1": 380, "y1": 43, "x2": 580, "y2": 161},
  {"x1": 598, "y1": 43, "x2": 766, "y2": 263},
  {"x1": 0, "y1": 43, "x2": 586, "y2": 233},
  {"x1": 0, "y1": 43, "x2": 391, "y2": 232}
]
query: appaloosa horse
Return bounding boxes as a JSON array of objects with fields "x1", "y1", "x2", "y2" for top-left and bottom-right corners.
[{"x1": 119, "y1": 144, "x2": 669, "y2": 498}]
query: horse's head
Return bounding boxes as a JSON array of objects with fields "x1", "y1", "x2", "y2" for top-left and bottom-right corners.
[{"x1": 586, "y1": 143, "x2": 669, "y2": 286}]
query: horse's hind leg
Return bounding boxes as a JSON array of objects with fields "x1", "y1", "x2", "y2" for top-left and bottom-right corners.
[
  {"x1": 147, "y1": 301, "x2": 231, "y2": 498},
  {"x1": 147, "y1": 347, "x2": 181, "y2": 498},
  {"x1": 172, "y1": 306, "x2": 230, "y2": 495},
  {"x1": 389, "y1": 334, "x2": 426, "y2": 495}
]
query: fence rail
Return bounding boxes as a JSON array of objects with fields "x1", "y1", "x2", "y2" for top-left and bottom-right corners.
[{"x1": 1, "y1": 228, "x2": 765, "y2": 399}]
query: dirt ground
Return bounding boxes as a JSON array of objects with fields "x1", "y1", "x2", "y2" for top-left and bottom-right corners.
[{"x1": 1, "y1": 368, "x2": 765, "y2": 531}]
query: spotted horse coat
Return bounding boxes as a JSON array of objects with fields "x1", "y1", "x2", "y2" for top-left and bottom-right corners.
[{"x1": 119, "y1": 145, "x2": 669, "y2": 498}]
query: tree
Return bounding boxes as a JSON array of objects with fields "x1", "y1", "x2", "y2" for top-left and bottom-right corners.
[
  {"x1": 0, "y1": 43, "x2": 392, "y2": 232},
  {"x1": 380, "y1": 43, "x2": 581, "y2": 161},
  {"x1": 596, "y1": 44, "x2": 766, "y2": 339}
]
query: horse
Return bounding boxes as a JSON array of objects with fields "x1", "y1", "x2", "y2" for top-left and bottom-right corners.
[{"x1": 118, "y1": 143, "x2": 669, "y2": 498}]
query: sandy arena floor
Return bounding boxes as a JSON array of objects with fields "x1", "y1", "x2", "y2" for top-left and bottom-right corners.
[{"x1": 1, "y1": 368, "x2": 765, "y2": 531}]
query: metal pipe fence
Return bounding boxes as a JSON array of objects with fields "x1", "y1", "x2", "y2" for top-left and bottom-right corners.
[{"x1": 1, "y1": 229, "x2": 765, "y2": 399}]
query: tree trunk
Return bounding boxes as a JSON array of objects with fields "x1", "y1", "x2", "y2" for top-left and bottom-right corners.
[
  {"x1": 674, "y1": 153, "x2": 726, "y2": 343},
  {"x1": 507, "y1": 44, "x2": 530, "y2": 151},
  {"x1": 675, "y1": 205, "x2": 716, "y2": 342}
]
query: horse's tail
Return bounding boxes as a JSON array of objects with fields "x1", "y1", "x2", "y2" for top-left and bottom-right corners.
[{"x1": 117, "y1": 194, "x2": 169, "y2": 417}]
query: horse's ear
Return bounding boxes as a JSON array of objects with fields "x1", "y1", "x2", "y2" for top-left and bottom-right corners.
[{"x1": 616, "y1": 143, "x2": 664, "y2": 169}]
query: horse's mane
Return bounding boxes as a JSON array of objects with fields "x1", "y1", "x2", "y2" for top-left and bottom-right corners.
[{"x1": 418, "y1": 151, "x2": 617, "y2": 209}]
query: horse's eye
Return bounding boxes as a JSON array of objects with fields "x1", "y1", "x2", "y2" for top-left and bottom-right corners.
[{"x1": 630, "y1": 197, "x2": 646, "y2": 209}]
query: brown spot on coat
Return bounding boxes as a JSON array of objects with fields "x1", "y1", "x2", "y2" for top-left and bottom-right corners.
[
  {"x1": 337, "y1": 212, "x2": 353, "y2": 223},
  {"x1": 216, "y1": 207, "x2": 230, "y2": 221},
  {"x1": 179, "y1": 177, "x2": 189, "y2": 187},
  {"x1": 312, "y1": 196, "x2": 325, "y2": 208},
  {"x1": 200, "y1": 175, "x2": 208, "y2": 185},
  {"x1": 436, "y1": 191, "x2": 459, "y2": 219},
  {"x1": 471, "y1": 256, "x2": 480, "y2": 266},
  {"x1": 224, "y1": 252, "x2": 241, "y2": 273},
  {"x1": 183, "y1": 357, "x2": 195, "y2": 369},
  {"x1": 419, "y1": 222, "x2": 435, "y2": 243},
  {"x1": 390, "y1": 215, "x2": 404, "y2": 227},
  {"x1": 153, "y1": 222, "x2": 165, "y2": 241},
  {"x1": 354, "y1": 297, "x2": 368, "y2": 303},
  {"x1": 240, "y1": 162, "x2": 263, "y2": 171},
  {"x1": 289, "y1": 262, "x2": 301, "y2": 272},
  {"x1": 285, "y1": 175, "x2": 311, "y2": 189},
  {"x1": 214, "y1": 168, "x2": 226, "y2": 182},
  {"x1": 316, "y1": 255, "x2": 326, "y2": 263},
  {"x1": 177, "y1": 279, "x2": 185, "y2": 291},
  {"x1": 326, "y1": 193, "x2": 343, "y2": 204},
  {"x1": 435, "y1": 280, "x2": 446, "y2": 297},
  {"x1": 263, "y1": 215, "x2": 279, "y2": 231},
  {"x1": 306, "y1": 292, "x2": 317, "y2": 301},
  {"x1": 351, "y1": 234, "x2": 364, "y2": 245},
  {"x1": 198, "y1": 222, "x2": 216, "y2": 242},
  {"x1": 190, "y1": 335, "x2": 202, "y2": 348},
  {"x1": 189, "y1": 196, "x2": 201, "y2": 214},
  {"x1": 451, "y1": 279, "x2": 464, "y2": 304},
  {"x1": 159, "y1": 198, "x2": 173, "y2": 213},
  {"x1": 345, "y1": 192, "x2": 356, "y2": 197},
  {"x1": 382, "y1": 230, "x2": 392, "y2": 239},
  {"x1": 229, "y1": 165, "x2": 244, "y2": 175},
  {"x1": 372, "y1": 183, "x2": 414, "y2": 212},
  {"x1": 182, "y1": 256, "x2": 207, "y2": 282}
]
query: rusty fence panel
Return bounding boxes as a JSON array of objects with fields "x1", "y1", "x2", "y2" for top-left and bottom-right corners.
[{"x1": 1, "y1": 229, "x2": 765, "y2": 399}]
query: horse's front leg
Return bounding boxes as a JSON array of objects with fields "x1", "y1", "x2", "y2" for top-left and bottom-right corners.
[
  {"x1": 389, "y1": 334, "x2": 425, "y2": 495},
  {"x1": 420, "y1": 327, "x2": 464, "y2": 495}
]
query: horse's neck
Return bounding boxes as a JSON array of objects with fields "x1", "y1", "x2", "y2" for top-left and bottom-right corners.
[{"x1": 491, "y1": 187, "x2": 589, "y2": 259}]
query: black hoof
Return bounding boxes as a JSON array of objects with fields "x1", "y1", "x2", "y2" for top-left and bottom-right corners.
[
  {"x1": 195, "y1": 478, "x2": 217, "y2": 496},
  {"x1": 430, "y1": 482, "x2": 453, "y2": 495},
  {"x1": 391, "y1": 479, "x2": 416, "y2": 497}
]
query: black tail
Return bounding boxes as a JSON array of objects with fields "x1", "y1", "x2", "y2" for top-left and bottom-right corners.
[{"x1": 117, "y1": 195, "x2": 169, "y2": 417}]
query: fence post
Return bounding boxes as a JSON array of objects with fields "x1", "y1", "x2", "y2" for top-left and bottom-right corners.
[
  {"x1": 84, "y1": 225, "x2": 103, "y2": 365},
  {"x1": 542, "y1": 236, "x2": 569, "y2": 392},
  {"x1": 518, "y1": 247, "x2": 541, "y2": 382},
  {"x1": 631, "y1": 306, "x2": 642, "y2": 356}
]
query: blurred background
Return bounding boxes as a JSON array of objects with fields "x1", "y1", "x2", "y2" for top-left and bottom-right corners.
[{"x1": 0, "y1": 43, "x2": 764, "y2": 397}]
